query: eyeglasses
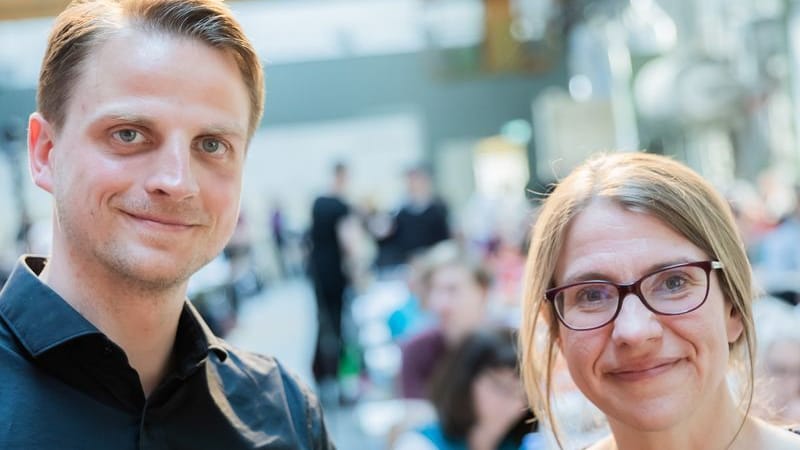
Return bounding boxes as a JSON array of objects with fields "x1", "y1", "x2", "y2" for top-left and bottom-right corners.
[{"x1": 545, "y1": 260, "x2": 723, "y2": 331}]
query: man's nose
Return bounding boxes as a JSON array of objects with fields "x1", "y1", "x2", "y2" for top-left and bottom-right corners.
[{"x1": 144, "y1": 136, "x2": 200, "y2": 200}]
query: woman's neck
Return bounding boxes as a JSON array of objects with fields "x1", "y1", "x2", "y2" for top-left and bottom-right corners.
[{"x1": 606, "y1": 384, "x2": 746, "y2": 450}]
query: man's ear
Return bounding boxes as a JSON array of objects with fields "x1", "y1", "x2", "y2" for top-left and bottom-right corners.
[{"x1": 28, "y1": 112, "x2": 56, "y2": 193}]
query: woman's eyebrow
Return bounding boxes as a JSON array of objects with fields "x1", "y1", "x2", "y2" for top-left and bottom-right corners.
[{"x1": 560, "y1": 258, "x2": 697, "y2": 285}]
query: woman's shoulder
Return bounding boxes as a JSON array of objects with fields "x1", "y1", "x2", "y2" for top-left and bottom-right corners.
[
  {"x1": 751, "y1": 419, "x2": 800, "y2": 449},
  {"x1": 583, "y1": 435, "x2": 614, "y2": 450},
  {"x1": 784, "y1": 425, "x2": 800, "y2": 442}
]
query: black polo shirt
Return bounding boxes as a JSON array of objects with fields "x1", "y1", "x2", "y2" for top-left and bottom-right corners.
[{"x1": 0, "y1": 256, "x2": 335, "y2": 450}]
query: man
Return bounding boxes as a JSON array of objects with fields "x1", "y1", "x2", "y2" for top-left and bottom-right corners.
[
  {"x1": 308, "y1": 162, "x2": 352, "y2": 396},
  {"x1": 377, "y1": 164, "x2": 450, "y2": 267},
  {"x1": 0, "y1": 1, "x2": 334, "y2": 448}
]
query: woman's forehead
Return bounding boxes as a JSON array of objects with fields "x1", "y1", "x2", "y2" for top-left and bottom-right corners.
[{"x1": 554, "y1": 199, "x2": 706, "y2": 283}]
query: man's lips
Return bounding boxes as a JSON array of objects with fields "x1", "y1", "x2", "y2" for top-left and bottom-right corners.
[
  {"x1": 606, "y1": 358, "x2": 684, "y2": 382},
  {"x1": 123, "y1": 211, "x2": 198, "y2": 228}
]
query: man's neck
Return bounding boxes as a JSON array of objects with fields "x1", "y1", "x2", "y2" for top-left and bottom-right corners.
[{"x1": 39, "y1": 251, "x2": 186, "y2": 397}]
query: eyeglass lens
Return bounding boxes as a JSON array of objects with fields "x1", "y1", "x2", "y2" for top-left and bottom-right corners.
[{"x1": 553, "y1": 264, "x2": 710, "y2": 330}]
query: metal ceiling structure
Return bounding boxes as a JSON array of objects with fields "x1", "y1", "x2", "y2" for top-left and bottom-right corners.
[
  {"x1": 0, "y1": 0, "x2": 72, "y2": 20},
  {"x1": 0, "y1": 0, "x2": 252, "y2": 20}
]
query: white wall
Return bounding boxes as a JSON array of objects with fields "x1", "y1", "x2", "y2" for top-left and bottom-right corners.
[{"x1": 240, "y1": 112, "x2": 425, "y2": 241}]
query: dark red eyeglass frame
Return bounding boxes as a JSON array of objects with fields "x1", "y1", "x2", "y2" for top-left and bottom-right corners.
[{"x1": 544, "y1": 260, "x2": 724, "y2": 331}]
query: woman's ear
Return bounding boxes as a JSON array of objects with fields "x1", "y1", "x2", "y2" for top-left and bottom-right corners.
[
  {"x1": 553, "y1": 325, "x2": 563, "y2": 351},
  {"x1": 725, "y1": 301, "x2": 744, "y2": 344},
  {"x1": 28, "y1": 112, "x2": 56, "y2": 193}
]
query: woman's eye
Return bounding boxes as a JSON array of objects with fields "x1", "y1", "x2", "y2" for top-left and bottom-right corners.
[
  {"x1": 664, "y1": 276, "x2": 686, "y2": 290},
  {"x1": 579, "y1": 288, "x2": 609, "y2": 303}
]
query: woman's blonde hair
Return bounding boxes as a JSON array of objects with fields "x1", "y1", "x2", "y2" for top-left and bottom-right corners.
[{"x1": 519, "y1": 152, "x2": 756, "y2": 447}]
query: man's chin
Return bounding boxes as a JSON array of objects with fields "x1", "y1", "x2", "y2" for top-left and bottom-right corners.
[
  {"x1": 121, "y1": 267, "x2": 192, "y2": 292},
  {"x1": 104, "y1": 252, "x2": 204, "y2": 292}
]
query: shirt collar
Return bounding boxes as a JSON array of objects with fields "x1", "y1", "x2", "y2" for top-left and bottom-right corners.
[
  {"x1": 0, "y1": 256, "x2": 228, "y2": 363},
  {"x1": 180, "y1": 300, "x2": 229, "y2": 364},
  {"x1": 0, "y1": 256, "x2": 99, "y2": 356}
]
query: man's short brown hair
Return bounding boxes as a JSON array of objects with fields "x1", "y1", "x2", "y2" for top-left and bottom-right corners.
[{"x1": 38, "y1": 0, "x2": 265, "y2": 138}]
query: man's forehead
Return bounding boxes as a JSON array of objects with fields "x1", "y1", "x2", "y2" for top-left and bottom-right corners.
[{"x1": 60, "y1": 28, "x2": 250, "y2": 136}]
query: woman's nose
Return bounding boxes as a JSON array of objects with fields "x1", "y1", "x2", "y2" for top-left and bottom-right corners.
[{"x1": 611, "y1": 294, "x2": 663, "y2": 346}]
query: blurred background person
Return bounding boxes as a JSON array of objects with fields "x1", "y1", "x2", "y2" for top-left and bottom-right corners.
[
  {"x1": 393, "y1": 326, "x2": 535, "y2": 450},
  {"x1": 399, "y1": 240, "x2": 493, "y2": 399},
  {"x1": 386, "y1": 249, "x2": 436, "y2": 340},
  {"x1": 375, "y1": 164, "x2": 451, "y2": 268},
  {"x1": 754, "y1": 186, "x2": 800, "y2": 305},
  {"x1": 309, "y1": 161, "x2": 356, "y2": 397},
  {"x1": 223, "y1": 212, "x2": 264, "y2": 310},
  {"x1": 753, "y1": 295, "x2": 800, "y2": 424},
  {"x1": 269, "y1": 199, "x2": 289, "y2": 279}
]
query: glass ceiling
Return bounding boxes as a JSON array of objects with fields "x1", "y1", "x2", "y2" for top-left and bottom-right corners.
[{"x1": 0, "y1": 0, "x2": 485, "y2": 89}]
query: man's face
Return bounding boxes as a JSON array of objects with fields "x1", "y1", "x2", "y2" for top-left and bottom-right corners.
[
  {"x1": 31, "y1": 29, "x2": 251, "y2": 290},
  {"x1": 406, "y1": 171, "x2": 431, "y2": 203}
]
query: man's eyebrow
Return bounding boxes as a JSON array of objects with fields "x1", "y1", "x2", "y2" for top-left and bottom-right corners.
[
  {"x1": 99, "y1": 113, "x2": 156, "y2": 128},
  {"x1": 200, "y1": 124, "x2": 247, "y2": 139}
]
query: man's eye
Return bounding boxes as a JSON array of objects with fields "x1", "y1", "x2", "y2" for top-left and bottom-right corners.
[
  {"x1": 199, "y1": 138, "x2": 224, "y2": 154},
  {"x1": 113, "y1": 129, "x2": 143, "y2": 143}
]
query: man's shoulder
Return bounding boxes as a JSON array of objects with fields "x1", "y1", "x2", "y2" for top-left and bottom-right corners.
[
  {"x1": 212, "y1": 343, "x2": 311, "y2": 394},
  {"x1": 208, "y1": 343, "x2": 335, "y2": 448},
  {"x1": 209, "y1": 342, "x2": 323, "y2": 414},
  {"x1": 0, "y1": 309, "x2": 29, "y2": 364}
]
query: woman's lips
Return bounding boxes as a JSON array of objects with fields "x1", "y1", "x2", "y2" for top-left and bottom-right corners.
[{"x1": 607, "y1": 358, "x2": 683, "y2": 382}]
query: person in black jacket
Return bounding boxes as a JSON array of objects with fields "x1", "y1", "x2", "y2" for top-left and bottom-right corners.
[
  {"x1": 308, "y1": 162, "x2": 353, "y2": 389},
  {"x1": 377, "y1": 164, "x2": 451, "y2": 267},
  {"x1": 0, "y1": 1, "x2": 334, "y2": 448}
]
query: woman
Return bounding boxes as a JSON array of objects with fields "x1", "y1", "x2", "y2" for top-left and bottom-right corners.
[
  {"x1": 519, "y1": 152, "x2": 800, "y2": 449},
  {"x1": 395, "y1": 326, "x2": 534, "y2": 450}
]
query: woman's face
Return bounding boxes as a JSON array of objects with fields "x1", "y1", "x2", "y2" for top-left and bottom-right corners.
[{"x1": 552, "y1": 198, "x2": 743, "y2": 432}]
